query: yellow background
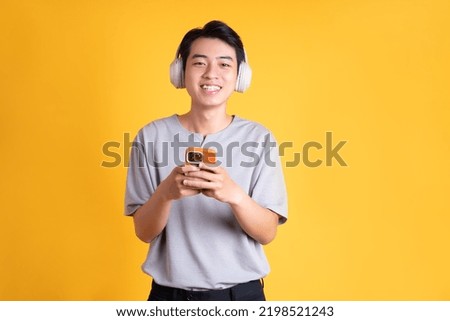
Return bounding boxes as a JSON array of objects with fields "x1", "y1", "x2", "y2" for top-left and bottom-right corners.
[{"x1": 1, "y1": 0, "x2": 449, "y2": 300}]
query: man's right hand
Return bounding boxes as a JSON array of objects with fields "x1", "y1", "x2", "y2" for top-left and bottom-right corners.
[{"x1": 158, "y1": 165, "x2": 205, "y2": 201}]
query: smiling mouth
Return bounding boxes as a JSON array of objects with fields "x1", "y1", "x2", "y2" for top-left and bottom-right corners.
[{"x1": 201, "y1": 85, "x2": 222, "y2": 92}]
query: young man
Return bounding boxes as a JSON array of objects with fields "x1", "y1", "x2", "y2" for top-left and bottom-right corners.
[{"x1": 125, "y1": 20, "x2": 287, "y2": 301}]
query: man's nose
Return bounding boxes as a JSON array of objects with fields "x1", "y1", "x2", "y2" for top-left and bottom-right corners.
[{"x1": 202, "y1": 64, "x2": 219, "y2": 79}]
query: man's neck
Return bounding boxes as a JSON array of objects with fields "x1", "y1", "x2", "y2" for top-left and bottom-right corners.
[{"x1": 179, "y1": 108, "x2": 233, "y2": 136}]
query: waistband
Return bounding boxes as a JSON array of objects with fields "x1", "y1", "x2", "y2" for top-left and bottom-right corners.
[{"x1": 150, "y1": 279, "x2": 264, "y2": 301}]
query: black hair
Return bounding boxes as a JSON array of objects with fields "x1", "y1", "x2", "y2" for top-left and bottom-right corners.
[{"x1": 177, "y1": 20, "x2": 246, "y2": 72}]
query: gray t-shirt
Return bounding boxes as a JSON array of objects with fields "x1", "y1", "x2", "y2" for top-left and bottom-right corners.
[{"x1": 125, "y1": 114, "x2": 287, "y2": 290}]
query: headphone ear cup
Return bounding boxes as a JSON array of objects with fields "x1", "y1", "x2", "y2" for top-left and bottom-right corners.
[
  {"x1": 170, "y1": 57, "x2": 185, "y2": 88},
  {"x1": 235, "y1": 61, "x2": 252, "y2": 93}
]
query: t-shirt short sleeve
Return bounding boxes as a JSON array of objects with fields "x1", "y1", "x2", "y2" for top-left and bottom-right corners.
[
  {"x1": 249, "y1": 131, "x2": 288, "y2": 224},
  {"x1": 124, "y1": 127, "x2": 157, "y2": 216}
]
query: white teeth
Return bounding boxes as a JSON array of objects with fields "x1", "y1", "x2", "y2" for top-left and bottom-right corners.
[{"x1": 201, "y1": 85, "x2": 221, "y2": 91}]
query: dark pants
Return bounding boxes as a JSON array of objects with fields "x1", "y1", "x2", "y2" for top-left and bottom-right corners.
[{"x1": 148, "y1": 279, "x2": 266, "y2": 301}]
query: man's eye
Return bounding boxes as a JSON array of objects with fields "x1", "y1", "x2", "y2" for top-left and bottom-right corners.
[
  {"x1": 221, "y1": 63, "x2": 231, "y2": 68},
  {"x1": 193, "y1": 62, "x2": 205, "y2": 66}
]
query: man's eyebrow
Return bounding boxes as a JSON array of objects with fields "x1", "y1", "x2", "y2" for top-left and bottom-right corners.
[
  {"x1": 191, "y1": 54, "x2": 234, "y2": 61},
  {"x1": 192, "y1": 54, "x2": 208, "y2": 59},
  {"x1": 218, "y1": 56, "x2": 234, "y2": 61}
]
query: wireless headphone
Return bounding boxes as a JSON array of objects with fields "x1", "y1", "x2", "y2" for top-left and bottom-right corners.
[{"x1": 169, "y1": 47, "x2": 252, "y2": 93}]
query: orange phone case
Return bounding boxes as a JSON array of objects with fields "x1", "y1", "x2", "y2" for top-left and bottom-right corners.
[{"x1": 185, "y1": 147, "x2": 216, "y2": 165}]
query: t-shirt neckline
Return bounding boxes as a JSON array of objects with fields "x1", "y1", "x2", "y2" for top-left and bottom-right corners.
[{"x1": 171, "y1": 114, "x2": 238, "y2": 138}]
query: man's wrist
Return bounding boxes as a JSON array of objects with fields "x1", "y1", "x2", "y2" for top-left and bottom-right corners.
[
  {"x1": 227, "y1": 188, "x2": 247, "y2": 207},
  {"x1": 154, "y1": 183, "x2": 173, "y2": 203}
]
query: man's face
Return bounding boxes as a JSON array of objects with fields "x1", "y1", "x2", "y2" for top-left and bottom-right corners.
[{"x1": 184, "y1": 37, "x2": 238, "y2": 110}]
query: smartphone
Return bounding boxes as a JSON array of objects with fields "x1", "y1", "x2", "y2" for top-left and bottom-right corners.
[{"x1": 185, "y1": 147, "x2": 216, "y2": 166}]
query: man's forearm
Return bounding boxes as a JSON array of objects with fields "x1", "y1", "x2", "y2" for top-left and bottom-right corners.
[
  {"x1": 132, "y1": 188, "x2": 172, "y2": 243},
  {"x1": 228, "y1": 191, "x2": 279, "y2": 245}
]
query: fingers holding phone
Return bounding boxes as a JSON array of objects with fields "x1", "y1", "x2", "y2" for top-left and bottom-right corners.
[
  {"x1": 157, "y1": 165, "x2": 202, "y2": 200},
  {"x1": 183, "y1": 148, "x2": 245, "y2": 205}
]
